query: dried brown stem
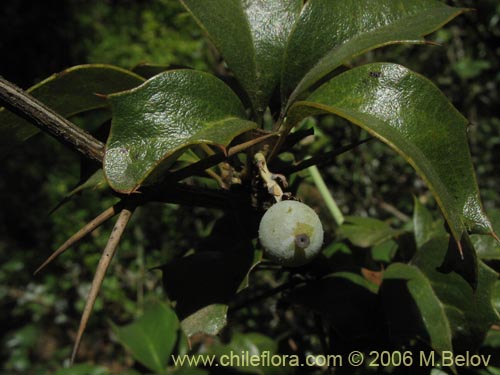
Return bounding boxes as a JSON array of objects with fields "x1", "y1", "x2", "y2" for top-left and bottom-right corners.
[
  {"x1": 0, "y1": 75, "x2": 105, "y2": 163},
  {"x1": 71, "y1": 205, "x2": 135, "y2": 364}
]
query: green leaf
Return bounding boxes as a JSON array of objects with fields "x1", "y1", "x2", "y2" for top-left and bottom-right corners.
[
  {"x1": 104, "y1": 69, "x2": 256, "y2": 193},
  {"x1": 471, "y1": 209, "x2": 500, "y2": 260},
  {"x1": 413, "y1": 197, "x2": 446, "y2": 248},
  {"x1": 181, "y1": 304, "x2": 228, "y2": 338},
  {"x1": 338, "y1": 216, "x2": 400, "y2": 248},
  {"x1": 288, "y1": 63, "x2": 492, "y2": 248},
  {"x1": 172, "y1": 366, "x2": 209, "y2": 375},
  {"x1": 52, "y1": 364, "x2": 109, "y2": 375},
  {"x1": 281, "y1": 0, "x2": 465, "y2": 107},
  {"x1": 381, "y1": 263, "x2": 453, "y2": 356},
  {"x1": 412, "y1": 236, "x2": 500, "y2": 351},
  {"x1": 0, "y1": 64, "x2": 144, "y2": 159},
  {"x1": 181, "y1": 0, "x2": 301, "y2": 118},
  {"x1": 160, "y1": 239, "x2": 258, "y2": 338},
  {"x1": 111, "y1": 299, "x2": 179, "y2": 374},
  {"x1": 210, "y1": 333, "x2": 288, "y2": 375},
  {"x1": 494, "y1": 281, "x2": 500, "y2": 315},
  {"x1": 50, "y1": 169, "x2": 107, "y2": 214}
]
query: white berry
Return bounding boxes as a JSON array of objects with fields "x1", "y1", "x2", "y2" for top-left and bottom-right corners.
[{"x1": 258, "y1": 200, "x2": 324, "y2": 267}]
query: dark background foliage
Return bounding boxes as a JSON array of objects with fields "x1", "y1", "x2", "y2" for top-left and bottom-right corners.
[{"x1": 0, "y1": 0, "x2": 499, "y2": 374}]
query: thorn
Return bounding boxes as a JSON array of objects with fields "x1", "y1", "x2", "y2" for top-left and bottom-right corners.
[
  {"x1": 34, "y1": 205, "x2": 119, "y2": 275},
  {"x1": 457, "y1": 239, "x2": 464, "y2": 260},
  {"x1": 70, "y1": 206, "x2": 135, "y2": 364},
  {"x1": 425, "y1": 40, "x2": 441, "y2": 47},
  {"x1": 93, "y1": 92, "x2": 108, "y2": 99}
]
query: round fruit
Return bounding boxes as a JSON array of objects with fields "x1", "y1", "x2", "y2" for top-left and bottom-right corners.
[{"x1": 258, "y1": 200, "x2": 324, "y2": 267}]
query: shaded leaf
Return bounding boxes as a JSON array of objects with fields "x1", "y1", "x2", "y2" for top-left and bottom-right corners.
[
  {"x1": 181, "y1": 304, "x2": 228, "y2": 338},
  {"x1": 412, "y1": 236, "x2": 500, "y2": 351},
  {"x1": 181, "y1": 0, "x2": 301, "y2": 118},
  {"x1": 281, "y1": 0, "x2": 465, "y2": 106},
  {"x1": 111, "y1": 299, "x2": 179, "y2": 374},
  {"x1": 371, "y1": 239, "x2": 398, "y2": 263},
  {"x1": 338, "y1": 216, "x2": 400, "y2": 248},
  {"x1": 104, "y1": 69, "x2": 256, "y2": 193},
  {"x1": 494, "y1": 281, "x2": 500, "y2": 315},
  {"x1": 437, "y1": 233, "x2": 478, "y2": 290},
  {"x1": 210, "y1": 333, "x2": 287, "y2": 375},
  {"x1": 289, "y1": 272, "x2": 378, "y2": 343},
  {"x1": 160, "y1": 239, "x2": 258, "y2": 338},
  {"x1": 172, "y1": 366, "x2": 209, "y2": 375},
  {"x1": 288, "y1": 63, "x2": 492, "y2": 248},
  {"x1": 52, "y1": 364, "x2": 109, "y2": 375},
  {"x1": 380, "y1": 263, "x2": 453, "y2": 356},
  {"x1": 413, "y1": 197, "x2": 446, "y2": 248},
  {"x1": 131, "y1": 62, "x2": 189, "y2": 79},
  {"x1": 50, "y1": 169, "x2": 107, "y2": 214},
  {"x1": 0, "y1": 64, "x2": 144, "y2": 158}
]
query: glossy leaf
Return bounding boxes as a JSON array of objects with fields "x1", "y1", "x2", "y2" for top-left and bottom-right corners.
[
  {"x1": 104, "y1": 69, "x2": 256, "y2": 193},
  {"x1": 412, "y1": 236, "x2": 500, "y2": 351},
  {"x1": 288, "y1": 63, "x2": 492, "y2": 249},
  {"x1": 181, "y1": 0, "x2": 301, "y2": 118},
  {"x1": 0, "y1": 65, "x2": 144, "y2": 159},
  {"x1": 338, "y1": 216, "x2": 400, "y2": 248},
  {"x1": 381, "y1": 263, "x2": 453, "y2": 355},
  {"x1": 111, "y1": 299, "x2": 179, "y2": 374},
  {"x1": 281, "y1": 0, "x2": 465, "y2": 107}
]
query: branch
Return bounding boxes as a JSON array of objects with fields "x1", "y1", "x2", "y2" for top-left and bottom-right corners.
[{"x1": 0, "y1": 75, "x2": 105, "y2": 163}]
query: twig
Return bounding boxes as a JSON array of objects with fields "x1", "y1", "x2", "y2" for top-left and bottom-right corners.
[
  {"x1": 282, "y1": 138, "x2": 373, "y2": 175},
  {"x1": 377, "y1": 199, "x2": 410, "y2": 222},
  {"x1": 71, "y1": 205, "x2": 135, "y2": 364},
  {"x1": 166, "y1": 133, "x2": 277, "y2": 183},
  {"x1": 34, "y1": 203, "x2": 122, "y2": 275},
  {"x1": 0, "y1": 75, "x2": 105, "y2": 163}
]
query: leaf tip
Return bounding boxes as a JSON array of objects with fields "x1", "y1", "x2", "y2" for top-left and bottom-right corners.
[{"x1": 491, "y1": 231, "x2": 500, "y2": 244}]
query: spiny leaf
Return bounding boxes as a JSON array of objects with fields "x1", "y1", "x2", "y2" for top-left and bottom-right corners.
[
  {"x1": 281, "y1": 0, "x2": 466, "y2": 107},
  {"x1": 181, "y1": 0, "x2": 302, "y2": 119},
  {"x1": 104, "y1": 69, "x2": 257, "y2": 193},
  {"x1": 0, "y1": 65, "x2": 144, "y2": 158},
  {"x1": 288, "y1": 63, "x2": 492, "y2": 248}
]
